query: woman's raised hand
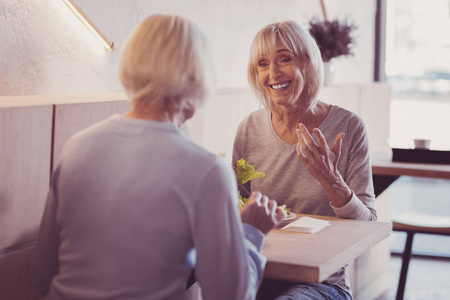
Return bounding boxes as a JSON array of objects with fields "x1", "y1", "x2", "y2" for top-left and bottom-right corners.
[
  {"x1": 240, "y1": 192, "x2": 285, "y2": 235},
  {"x1": 295, "y1": 123, "x2": 344, "y2": 185}
]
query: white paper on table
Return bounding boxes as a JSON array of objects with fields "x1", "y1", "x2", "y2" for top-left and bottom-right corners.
[{"x1": 281, "y1": 216, "x2": 331, "y2": 234}]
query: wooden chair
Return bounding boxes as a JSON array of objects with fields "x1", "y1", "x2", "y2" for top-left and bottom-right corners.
[{"x1": 390, "y1": 178, "x2": 450, "y2": 300}]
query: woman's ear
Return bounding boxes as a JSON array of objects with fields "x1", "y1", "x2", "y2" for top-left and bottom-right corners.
[{"x1": 180, "y1": 98, "x2": 197, "y2": 124}]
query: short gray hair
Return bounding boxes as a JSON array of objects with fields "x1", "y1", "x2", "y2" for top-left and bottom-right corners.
[{"x1": 119, "y1": 14, "x2": 209, "y2": 111}]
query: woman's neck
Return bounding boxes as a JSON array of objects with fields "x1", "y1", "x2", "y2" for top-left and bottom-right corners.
[
  {"x1": 271, "y1": 100, "x2": 331, "y2": 144},
  {"x1": 125, "y1": 104, "x2": 184, "y2": 126},
  {"x1": 273, "y1": 102, "x2": 322, "y2": 130}
]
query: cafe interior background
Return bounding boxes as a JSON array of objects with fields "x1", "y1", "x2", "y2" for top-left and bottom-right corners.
[{"x1": 1, "y1": 0, "x2": 449, "y2": 299}]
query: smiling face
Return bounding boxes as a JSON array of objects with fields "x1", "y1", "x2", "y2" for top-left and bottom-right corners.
[
  {"x1": 257, "y1": 42, "x2": 305, "y2": 108},
  {"x1": 248, "y1": 21, "x2": 324, "y2": 114}
]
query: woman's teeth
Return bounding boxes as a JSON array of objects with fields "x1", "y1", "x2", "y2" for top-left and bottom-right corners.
[{"x1": 271, "y1": 82, "x2": 290, "y2": 90}]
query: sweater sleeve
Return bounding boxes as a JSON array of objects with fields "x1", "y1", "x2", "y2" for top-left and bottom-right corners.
[
  {"x1": 32, "y1": 170, "x2": 61, "y2": 296},
  {"x1": 332, "y1": 117, "x2": 377, "y2": 221},
  {"x1": 193, "y1": 157, "x2": 266, "y2": 300}
]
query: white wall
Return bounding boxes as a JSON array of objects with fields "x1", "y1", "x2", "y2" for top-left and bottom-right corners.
[{"x1": 1, "y1": 0, "x2": 377, "y2": 96}]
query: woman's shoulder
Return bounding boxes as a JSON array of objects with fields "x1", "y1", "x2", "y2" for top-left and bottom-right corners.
[
  {"x1": 179, "y1": 134, "x2": 231, "y2": 169},
  {"x1": 328, "y1": 105, "x2": 365, "y2": 127},
  {"x1": 238, "y1": 108, "x2": 268, "y2": 128},
  {"x1": 319, "y1": 105, "x2": 367, "y2": 141},
  {"x1": 235, "y1": 108, "x2": 271, "y2": 143},
  {"x1": 179, "y1": 143, "x2": 235, "y2": 187},
  {"x1": 60, "y1": 116, "x2": 119, "y2": 152}
]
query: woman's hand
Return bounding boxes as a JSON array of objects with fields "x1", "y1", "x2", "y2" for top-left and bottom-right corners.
[
  {"x1": 240, "y1": 192, "x2": 285, "y2": 235},
  {"x1": 296, "y1": 123, "x2": 352, "y2": 207},
  {"x1": 295, "y1": 123, "x2": 343, "y2": 183}
]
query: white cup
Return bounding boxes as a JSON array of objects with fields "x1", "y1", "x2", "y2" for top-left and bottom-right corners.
[{"x1": 413, "y1": 139, "x2": 431, "y2": 150}]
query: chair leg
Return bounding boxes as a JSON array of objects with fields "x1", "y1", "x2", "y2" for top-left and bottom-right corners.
[{"x1": 396, "y1": 232, "x2": 415, "y2": 300}]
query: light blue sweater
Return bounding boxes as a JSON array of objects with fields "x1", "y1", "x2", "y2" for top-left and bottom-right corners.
[{"x1": 33, "y1": 114, "x2": 266, "y2": 300}]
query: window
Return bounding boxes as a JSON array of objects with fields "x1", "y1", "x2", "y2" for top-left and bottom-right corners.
[{"x1": 385, "y1": 0, "x2": 450, "y2": 150}]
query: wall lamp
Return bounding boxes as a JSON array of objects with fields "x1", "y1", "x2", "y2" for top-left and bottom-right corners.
[{"x1": 62, "y1": 0, "x2": 114, "y2": 51}]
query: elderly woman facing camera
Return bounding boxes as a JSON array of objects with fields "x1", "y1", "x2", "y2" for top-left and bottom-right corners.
[
  {"x1": 33, "y1": 15, "x2": 284, "y2": 300},
  {"x1": 232, "y1": 20, "x2": 377, "y2": 300}
]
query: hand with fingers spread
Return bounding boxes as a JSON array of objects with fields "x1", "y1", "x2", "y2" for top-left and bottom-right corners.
[
  {"x1": 296, "y1": 123, "x2": 352, "y2": 207},
  {"x1": 240, "y1": 191, "x2": 285, "y2": 235},
  {"x1": 295, "y1": 123, "x2": 344, "y2": 184}
]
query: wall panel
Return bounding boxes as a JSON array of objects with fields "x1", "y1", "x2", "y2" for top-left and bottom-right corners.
[
  {"x1": 0, "y1": 246, "x2": 41, "y2": 300},
  {"x1": 0, "y1": 102, "x2": 53, "y2": 249},
  {"x1": 0, "y1": 100, "x2": 53, "y2": 300},
  {"x1": 360, "y1": 83, "x2": 391, "y2": 152},
  {"x1": 53, "y1": 100, "x2": 130, "y2": 165}
]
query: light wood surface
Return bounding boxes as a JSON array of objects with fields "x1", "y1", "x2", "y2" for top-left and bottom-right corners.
[
  {"x1": 0, "y1": 92, "x2": 127, "y2": 105},
  {"x1": 262, "y1": 214, "x2": 390, "y2": 283},
  {"x1": 382, "y1": 176, "x2": 450, "y2": 234},
  {"x1": 371, "y1": 151, "x2": 450, "y2": 179},
  {"x1": 393, "y1": 212, "x2": 450, "y2": 235}
]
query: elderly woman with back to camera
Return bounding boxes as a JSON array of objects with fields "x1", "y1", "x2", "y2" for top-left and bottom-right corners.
[
  {"x1": 33, "y1": 14, "x2": 284, "y2": 300},
  {"x1": 232, "y1": 20, "x2": 377, "y2": 300}
]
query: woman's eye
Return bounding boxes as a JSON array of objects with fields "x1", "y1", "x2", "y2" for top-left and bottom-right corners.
[
  {"x1": 258, "y1": 61, "x2": 269, "y2": 68},
  {"x1": 281, "y1": 57, "x2": 291, "y2": 64}
]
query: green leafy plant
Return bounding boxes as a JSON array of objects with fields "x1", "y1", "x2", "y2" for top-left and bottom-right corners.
[
  {"x1": 234, "y1": 158, "x2": 291, "y2": 217},
  {"x1": 234, "y1": 158, "x2": 265, "y2": 209},
  {"x1": 234, "y1": 158, "x2": 265, "y2": 184}
]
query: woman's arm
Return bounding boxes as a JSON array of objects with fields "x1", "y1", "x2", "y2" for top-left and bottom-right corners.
[
  {"x1": 193, "y1": 159, "x2": 269, "y2": 300},
  {"x1": 296, "y1": 124, "x2": 352, "y2": 205},
  {"x1": 33, "y1": 177, "x2": 61, "y2": 296},
  {"x1": 296, "y1": 123, "x2": 376, "y2": 221}
]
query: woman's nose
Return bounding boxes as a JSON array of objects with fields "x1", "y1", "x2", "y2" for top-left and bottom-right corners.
[{"x1": 270, "y1": 63, "x2": 281, "y2": 79}]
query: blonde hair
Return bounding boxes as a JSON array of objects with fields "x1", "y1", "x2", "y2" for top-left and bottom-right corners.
[
  {"x1": 119, "y1": 15, "x2": 209, "y2": 111},
  {"x1": 248, "y1": 20, "x2": 324, "y2": 113}
]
